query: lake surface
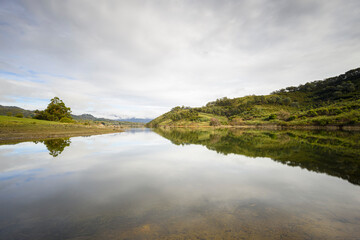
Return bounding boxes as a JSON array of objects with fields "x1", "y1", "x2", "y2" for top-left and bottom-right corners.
[{"x1": 0, "y1": 128, "x2": 359, "y2": 239}]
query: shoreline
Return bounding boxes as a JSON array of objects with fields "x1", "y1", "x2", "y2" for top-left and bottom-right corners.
[
  {"x1": 2, "y1": 123, "x2": 359, "y2": 145},
  {"x1": 0, "y1": 127, "x2": 125, "y2": 145},
  {"x1": 152, "y1": 124, "x2": 360, "y2": 131}
]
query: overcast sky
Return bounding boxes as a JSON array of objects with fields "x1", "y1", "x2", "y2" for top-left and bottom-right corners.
[{"x1": 0, "y1": 0, "x2": 359, "y2": 118}]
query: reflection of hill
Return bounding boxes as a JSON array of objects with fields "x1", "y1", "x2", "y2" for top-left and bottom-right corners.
[
  {"x1": 34, "y1": 138, "x2": 71, "y2": 157},
  {"x1": 154, "y1": 128, "x2": 360, "y2": 186}
]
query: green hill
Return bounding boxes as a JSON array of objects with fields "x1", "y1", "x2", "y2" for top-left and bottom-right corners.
[
  {"x1": 147, "y1": 67, "x2": 360, "y2": 127},
  {"x1": 0, "y1": 105, "x2": 35, "y2": 118}
]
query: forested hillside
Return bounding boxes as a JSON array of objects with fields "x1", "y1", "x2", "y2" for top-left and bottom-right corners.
[{"x1": 147, "y1": 68, "x2": 360, "y2": 127}]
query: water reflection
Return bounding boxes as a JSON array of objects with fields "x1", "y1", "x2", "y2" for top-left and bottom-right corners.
[
  {"x1": 0, "y1": 129, "x2": 359, "y2": 239},
  {"x1": 34, "y1": 138, "x2": 71, "y2": 157},
  {"x1": 154, "y1": 128, "x2": 360, "y2": 185}
]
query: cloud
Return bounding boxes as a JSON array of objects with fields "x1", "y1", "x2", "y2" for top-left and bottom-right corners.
[{"x1": 0, "y1": 0, "x2": 360, "y2": 118}]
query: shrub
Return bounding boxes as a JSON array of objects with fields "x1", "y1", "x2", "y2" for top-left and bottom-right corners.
[
  {"x1": 268, "y1": 114, "x2": 277, "y2": 120},
  {"x1": 287, "y1": 115, "x2": 297, "y2": 121},
  {"x1": 290, "y1": 102, "x2": 300, "y2": 108},
  {"x1": 220, "y1": 120, "x2": 229, "y2": 125},
  {"x1": 169, "y1": 113, "x2": 181, "y2": 121},
  {"x1": 277, "y1": 110, "x2": 290, "y2": 120},
  {"x1": 264, "y1": 114, "x2": 277, "y2": 121},
  {"x1": 209, "y1": 118, "x2": 221, "y2": 126},
  {"x1": 15, "y1": 113, "x2": 24, "y2": 118},
  {"x1": 312, "y1": 118, "x2": 329, "y2": 126},
  {"x1": 329, "y1": 108, "x2": 343, "y2": 115},
  {"x1": 198, "y1": 117, "x2": 208, "y2": 122},
  {"x1": 281, "y1": 97, "x2": 291, "y2": 105},
  {"x1": 230, "y1": 117, "x2": 243, "y2": 126},
  {"x1": 306, "y1": 110, "x2": 318, "y2": 117},
  {"x1": 334, "y1": 91, "x2": 343, "y2": 98},
  {"x1": 316, "y1": 108, "x2": 329, "y2": 116},
  {"x1": 60, "y1": 117, "x2": 74, "y2": 123}
]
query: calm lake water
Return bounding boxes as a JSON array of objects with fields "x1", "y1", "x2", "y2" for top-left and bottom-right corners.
[{"x1": 0, "y1": 128, "x2": 359, "y2": 239}]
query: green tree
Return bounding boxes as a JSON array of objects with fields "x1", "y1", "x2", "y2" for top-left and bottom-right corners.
[
  {"x1": 15, "y1": 113, "x2": 24, "y2": 118},
  {"x1": 282, "y1": 97, "x2": 291, "y2": 105},
  {"x1": 34, "y1": 97, "x2": 72, "y2": 121},
  {"x1": 35, "y1": 138, "x2": 71, "y2": 157}
]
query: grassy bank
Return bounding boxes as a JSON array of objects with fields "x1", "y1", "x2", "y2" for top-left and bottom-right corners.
[{"x1": 0, "y1": 116, "x2": 125, "y2": 144}]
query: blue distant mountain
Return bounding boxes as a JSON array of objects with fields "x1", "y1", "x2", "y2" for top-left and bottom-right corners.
[
  {"x1": 72, "y1": 114, "x2": 153, "y2": 123},
  {"x1": 116, "y1": 118, "x2": 153, "y2": 123}
]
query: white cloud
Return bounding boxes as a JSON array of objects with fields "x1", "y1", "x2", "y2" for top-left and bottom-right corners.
[{"x1": 0, "y1": 0, "x2": 359, "y2": 118}]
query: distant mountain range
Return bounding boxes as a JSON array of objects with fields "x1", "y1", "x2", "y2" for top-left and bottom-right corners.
[
  {"x1": 0, "y1": 105, "x2": 152, "y2": 123},
  {"x1": 116, "y1": 117, "x2": 153, "y2": 123}
]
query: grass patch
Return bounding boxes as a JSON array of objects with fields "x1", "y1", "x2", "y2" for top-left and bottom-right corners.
[{"x1": 0, "y1": 116, "x2": 125, "y2": 143}]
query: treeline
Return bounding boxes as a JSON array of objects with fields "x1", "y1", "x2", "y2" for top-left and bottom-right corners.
[
  {"x1": 167, "y1": 107, "x2": 199, "y2": 121},
  {"x1": 197, "y1": 95, "x2": 299, "y2": 117},
  {"x1": 272, "y1": 68, "x2": 359, "y2": 101}
]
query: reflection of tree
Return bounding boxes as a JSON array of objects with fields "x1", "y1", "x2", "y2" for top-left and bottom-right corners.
[
  {"x1": 154, "y1": 128, "x2": 360, "y2": 186},
  {"x1": 34, "y1": 138, "x2": 71, "y2": 157}
]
